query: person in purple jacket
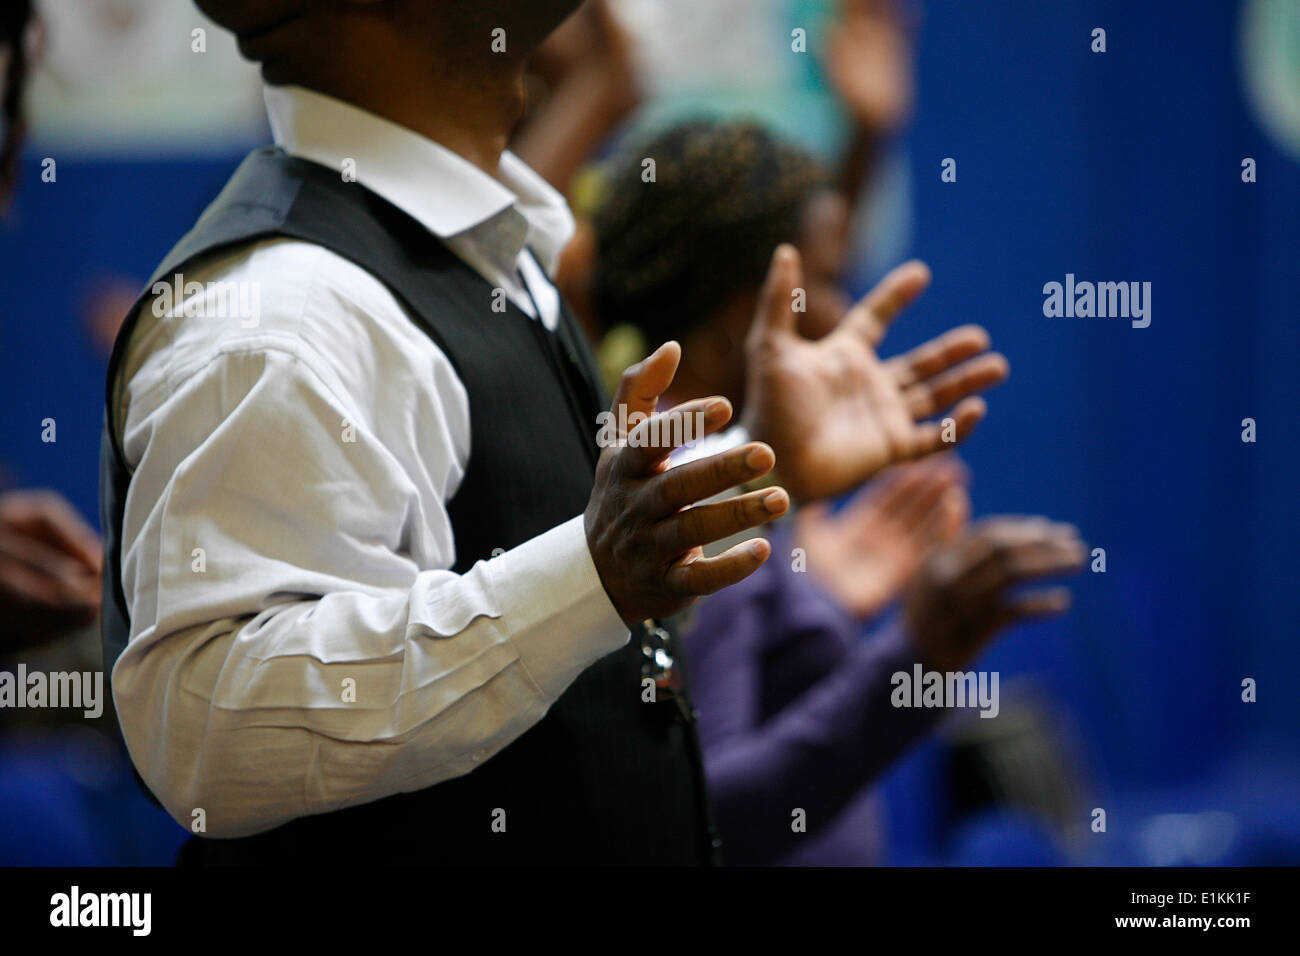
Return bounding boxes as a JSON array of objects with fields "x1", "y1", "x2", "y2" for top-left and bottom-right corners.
[
  {"x1": 688, "y1": 472, "x2": 1083, "y2": 865},
  {"x1": 587, "y1": 120, "x2": 1086, "y2": 864}
]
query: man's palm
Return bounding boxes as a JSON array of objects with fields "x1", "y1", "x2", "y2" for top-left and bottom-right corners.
[
  {"x1": 798, "y1": 458, "x2": 970, "y2": 620},
  {"x1": 742, "y1": 245, "x2": 1007, "y2": 502}
]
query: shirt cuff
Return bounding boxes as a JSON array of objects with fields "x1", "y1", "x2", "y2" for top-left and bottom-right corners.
[
  {"x1": 485, "y1": 514, "x2": 630, "y2": 699},
  {"x1": 669, "y1": 423, "x2": 751, "y2": 467}
]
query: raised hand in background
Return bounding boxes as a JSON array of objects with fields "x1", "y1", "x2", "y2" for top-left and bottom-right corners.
[
  {"x1": 742, "y1": 245, "x2": 1008, "y2": 503},
  {"x1": 905, "y1": 516, "x2": 1087, "y2": 671}
]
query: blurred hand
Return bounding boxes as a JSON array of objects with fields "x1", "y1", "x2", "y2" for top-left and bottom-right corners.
[
  {"x1": 825, "y1": 0, "x2": 916, "y2": 137},
  {"x1": 0, "y1": 489, "x2": 102, "y2": 651},
  {"x1": 585, "y1": 342, "x2": 790, "y2": 624},
  {"x1": 797, "y1": 456, "x2": 969, "y2": 620},
  {"x1": 904, "y1": 516, "x2": 1086, "y2": 672},
  {"x1": 516, "y1": 0, "x2": 641, "y2": 197},
  {"x1": 742, "y1": 244, "x2": 1008, "y2": 502},
  {"x1": 528, "y1": 0, "x2": 639, "y2": 113}
]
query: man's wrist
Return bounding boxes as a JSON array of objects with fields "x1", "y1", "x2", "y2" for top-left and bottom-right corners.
[{"x1": 488, "y1": 514, "x2": 630, "y2": 699}]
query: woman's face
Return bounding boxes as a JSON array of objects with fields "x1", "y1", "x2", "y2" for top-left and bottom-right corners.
[
  {"x1": 696, "y1": 188, "x2": 855, "y2": 407},
  {"x1": 792, "y1": 188, "x2": 853, "y2": 340}
]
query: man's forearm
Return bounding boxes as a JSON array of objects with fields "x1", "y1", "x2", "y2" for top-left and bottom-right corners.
[{"x1": 114, "y1": 517, "x2": 628, "y2": 838}]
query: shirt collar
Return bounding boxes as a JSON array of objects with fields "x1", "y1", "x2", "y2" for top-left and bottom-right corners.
[{"x1": 263, "y1": 83, "x2": 574, "y2": 275}]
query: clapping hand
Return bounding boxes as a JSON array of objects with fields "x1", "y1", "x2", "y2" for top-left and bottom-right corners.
[
  {"x1": 905, "y1": 516, "x2": 1087, "y2": 671},
  {"x1": 585, "y1": 342, "x2": 791, "y2": 624},
  {"x1": 797, "y1": 456, "x2": 969, "y2": 620}
]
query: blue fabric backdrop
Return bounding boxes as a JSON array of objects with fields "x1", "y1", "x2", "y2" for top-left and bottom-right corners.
[{"x1": 871, "y1": 0, "x2": 1300, "y2": 864}]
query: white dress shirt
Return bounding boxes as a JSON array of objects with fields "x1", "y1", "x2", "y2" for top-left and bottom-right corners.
[{"x1": 111, "y1": 84, "x2": 629, "y2": 838}]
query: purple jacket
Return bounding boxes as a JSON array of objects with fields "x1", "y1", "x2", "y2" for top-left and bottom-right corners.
[{"x1": 682, "y1": 529, "x2": 943, "y2": 866}]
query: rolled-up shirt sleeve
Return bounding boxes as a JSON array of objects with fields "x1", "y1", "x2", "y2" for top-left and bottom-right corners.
[{"x1": 113, "y1": 340, "x2": 627, "y2": 838}]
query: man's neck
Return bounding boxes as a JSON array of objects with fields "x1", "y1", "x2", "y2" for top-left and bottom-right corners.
[{"x1": 300, "y1": 64, "x2": 528, "y2": 177}]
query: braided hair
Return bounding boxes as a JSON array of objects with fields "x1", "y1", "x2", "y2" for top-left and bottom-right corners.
[{"x1": 591, "y1": 119, "x2": 829, "y2": 345}]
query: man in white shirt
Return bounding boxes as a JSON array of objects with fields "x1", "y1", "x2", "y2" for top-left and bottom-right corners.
[{"x1": 102, "y1": 0, "x2": 1004, "y2": 863}]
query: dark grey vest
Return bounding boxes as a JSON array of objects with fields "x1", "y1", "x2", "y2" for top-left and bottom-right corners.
[{"x1": 100, "y1": 147, "x2": 718, "y2": 865}]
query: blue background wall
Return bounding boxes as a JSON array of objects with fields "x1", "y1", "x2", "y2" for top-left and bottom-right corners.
[{"x1": 870, "y1": 0, "x2": 1300, "y2": 864}]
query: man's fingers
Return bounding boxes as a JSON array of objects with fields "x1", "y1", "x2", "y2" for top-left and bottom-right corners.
[
  {"x1": 0, "y1": 555, "x2": 67, "y2": 607},
  {"x1": 0, "y1": 534, "x2": 100, "y2": 614},
  {"x1": 747, "y1": 244, "x2": 803, "y2": 350},
  {"x1": 957, "y1": 516, "x2": 1058, "y2": 568},
  {"x1": 647, "y1": 441, "x2": 775, "y2": 514},
  {"x1": 1001, "y1": 540, "x2": 1088, "y2": 586},
  {"x1": 865, "y1": 455, "x2": 969, "y2": 520},
  {"x1": 996, "y1": 587, "x2": 1073, "y2": 628},
  {"x1": 909, "y1": 396, "x2": 987, "y2": 460},
  {"x1": 0, "y1": 529, "x2": 95, "y2": 589},
  {"x1": 888, "y1": 324, "x2": 991, "y2": 389},
  {"x1": 617, "y1": 396, "x2": 734, "y2": 476},
  {"x1": 608, "y1": 340, "x2": 682, "y2": 425},
  {"x1": 863, "y1": 461, "x2": 951, "y2": 530},
  {"x1": 915, "y1": 485, "x2": 971, "y2": 547},
  {"x1": 657, "y1": 486, "x2": 789, "y2": 556},
  {"x1": 795, "y1": 498, "x2": 834, "y2": 528},
  {"x1": 0, "y1": 556, "x2": 98, "y2": 618},
  {"x1": 894, "y1": 463, "x2": 962, "y2": 530},
  {"x1": 903, "y1": 351, "x2": 1009, "y2": 420},
  {"x1": 665, "y1": 537, "x2": 772, "y2": 598},
  {"x1": 936, "y1": 486, "x2": 972, "y2": 541},
  {"x1": 951, "y1": 516, "x2": 1073, "y2": 575},
  {"x1": 842, "y1": 259, "x2": 931, "y2": 346},
  {"x1": 965, "y1": 527, "x2": 1087, "y2": 595},
  {"x1": 831, "y1": 467, "x2": 910, "y2": 534},
  {"x1": 1, "y1": 491, "x2": 102, "y2": 572}
]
